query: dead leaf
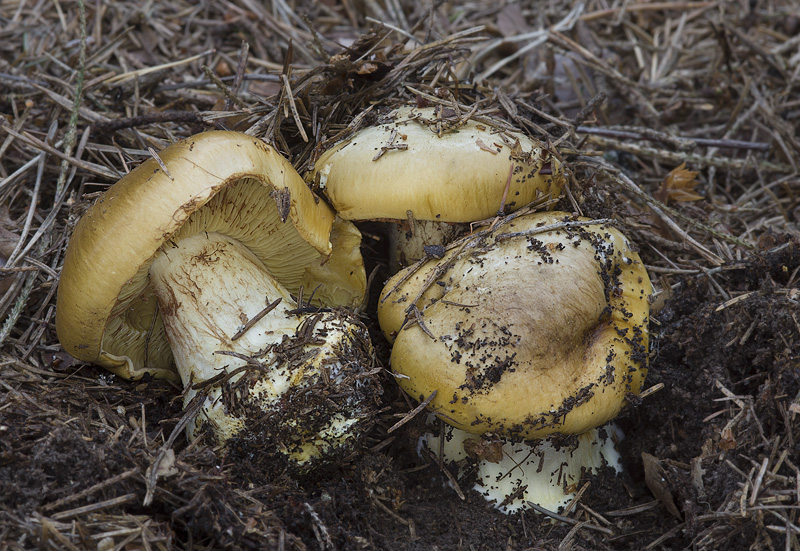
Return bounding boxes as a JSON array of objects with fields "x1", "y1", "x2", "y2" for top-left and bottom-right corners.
[
  {"x1": 215, "y1": 60, "x2": 233, "y2": 78},
  {"x1": 271, "y1": 187, "x2": 291, "y2": 222},
  {"x1": 463, "y1": 437, "x2": 504, "y2": 464},
  {"x1": 475, "y1": 138, "x2": 498, "y2": 154},
  {"x1": 642, "y1": 452, "x2": 682, "y2": 519},
  {"x1": 659, "y1": 162, "x2": 702, "y2": 203},
  {"x1": 718, "y1": 427, "x2": 737, "y2": 450},
  {"x1": 496, "y1": 3, "x2": 530, "y2": 38},
  {"x1": 154, "y1": 448, "x2": 178, "y2": 479},
  {"x1": 355, "y1": 61, "x2": 379, "y2": 75}
]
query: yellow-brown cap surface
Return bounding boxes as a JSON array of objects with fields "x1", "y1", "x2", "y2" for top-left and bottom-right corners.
[
  {"x1": 378, "y1": 211, "x2": 650, "y2": 440},
  {"x1": 310, "y1": 106, "x2": 565, "y2": 222}
]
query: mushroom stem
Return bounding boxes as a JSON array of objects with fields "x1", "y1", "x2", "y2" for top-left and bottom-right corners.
[
  {"x1": 388, "y1": 219, "x2": 464, "y2": 271},
  {"x1": 424, "y1": 422, "x2": 623, "y2": 514},
  {"x1": 148, "y1": 232, "x2": 376, "y2": 463},
  {"x1": 149, "y1": 232, "x2": 296, "y2": 389}
]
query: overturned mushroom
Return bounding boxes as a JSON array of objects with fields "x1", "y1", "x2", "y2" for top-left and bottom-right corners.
[
  {"x1": 379, "y1": 211, "x2": 650, "y2": 511},
  {"x1": 56, "y1": 131, "x2": 378, "y2": 470},
  {"x1": 309, "y1": 106, "x2": 565, "y2": 270}
]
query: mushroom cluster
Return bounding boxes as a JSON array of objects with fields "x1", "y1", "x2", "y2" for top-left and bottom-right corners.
[
  {"x1": 56, "y1": 131, "x2": 379, "y2": 471},
  {"x1": 305, "y1": 105, "x2": 651, "y2": 512},
  {"x1": 57, "y1": 106, "x2": 651, "y2": 508}
]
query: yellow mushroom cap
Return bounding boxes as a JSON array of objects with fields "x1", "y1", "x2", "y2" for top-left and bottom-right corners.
[
  {"x1": 310, "y1": 106, "x2": 566, "y2": 222},
  {"x1": 56, "y1": 131, "x2": 366, "y2": 381},
  {"x1": 378, "y1": 211, "x2": 651, "y2": 440}
]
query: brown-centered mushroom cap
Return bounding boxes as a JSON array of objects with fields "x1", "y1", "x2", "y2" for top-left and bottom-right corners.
[
  {"x1": 378, "y1": 211, "x2": 650, "y2": 440},
  {"x1": 56, "y1": 131, "x2": 366, "y2": 381},
  {"x1": 309, "y1": 106, "x2": 565, "y2": 222}
]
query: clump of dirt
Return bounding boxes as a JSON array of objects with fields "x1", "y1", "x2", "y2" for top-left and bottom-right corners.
[{"x1": 1, "y1": 428, "x2": 108, "y2": 512}]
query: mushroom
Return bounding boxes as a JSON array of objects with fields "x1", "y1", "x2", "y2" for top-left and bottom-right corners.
[
  {"x1": 56, "y1": 131, "x2": 378, "y2": 469},
  {"x1": 309, "y1": 106, "x2": 566, "y2": 270},
  {"x1": 379, "y1": 211, "x2": 651, "y2": 511}
]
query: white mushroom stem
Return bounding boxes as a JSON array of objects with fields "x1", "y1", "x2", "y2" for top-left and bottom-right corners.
[
  {"x1": 148, "y1": 232, "x2": 365, "y2": 458},
  {"x1": 388, "y1": 219, "x2": 464, "y2": 271},
  {"x1": 422, "y1": 422, "x2": 623, "y2": 514},
  {"x1": 149, "y1": 232, "x2": 297, "y2": 389}
]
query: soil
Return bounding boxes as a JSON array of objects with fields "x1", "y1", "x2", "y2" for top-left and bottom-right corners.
[{"x1": 2, "y1": 235, "x2": 797, "y2": 550}]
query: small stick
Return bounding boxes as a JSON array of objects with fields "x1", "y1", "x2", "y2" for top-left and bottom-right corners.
[
  {"x1": 202, "y1": 64, "x2": 249, "y2": 110},
  {"x1": 373, "y1": 128, "x2": 408, "y2": 161},
  {"x1": 576, "y1": 126, "x2": 771, "y2": 151},
  {"x1": 42, "y1": 468, "x2": 140, "y2": 512},
  {"x1": 525, "y1": 502, "x2": 614, "y2": 535},
  {"x1": 148, "y1": 146, "x2": 173, "y2": 180},
  {"x1": 496, "y1": 218, "x2": 615, "y2": 240},
  {"x1": 143, "y1": 393, "x2": 206, "y2": 506},
  {"x1": 51, "y1": 494, "x2": 138, "y2": 520},
  {"x1": 105, "y1": 49, "x2": 214, "y2": 85},
  {"x1": 639, "y1": 382, "x2": 665, "y2": 399},
  {"x1": 92, "y1": 111, "x2": 206, "y2": 134},
  {"x1": 572, "y1": 93, "x2": 607, "y2": 128},
  {"x1": 281, "y1": 74, "x2": 308, "y2": 142},
  {"x1": 498, "y1": 163, "x2": 513, "y2": 215},
  {"x1": 225, "y1": 40, "x2": 250, "y2": 111},
  {"x1": 231, "y1": 298, "x2": 283, "y2": 341},
  {"x1": 388, "y1": 391, "x2": 437, "y2": 433},
  {"x1": 583, "y1": 135, "x2": 792, "y2": 173}
]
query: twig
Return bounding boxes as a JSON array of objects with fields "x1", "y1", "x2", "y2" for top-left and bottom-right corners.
[
  {"x1": 281, "y1": 74, "x2": 309, "y2": 143},
  {"x1": 580, "y1": 2, "x2": 715, "y2": 22},
  {"x1": 148, "y1": 146, "x2": 173, "y2": 180},
  {"x1": 496, "y1": 218, "x2": 616, "y2": 241},
  {"x1": 225, "y1": 40, "x2": 250, "y2": 111},
  {"x1": 231, "y1": 298, "x2": 283, "y2": 341},
  {"x1": 202, "y1": 64, "x2": 250, "y2": 110},
  {"x1": 105, "y1": 49, "x2": 215, "y2": 85},
  {"x1": 92, "y1": 111, "x2": 207, "y2": 134},
  {"x1": 42, "y1": 468, "x2": 140, "y2": 512},
  {"x1": 526, "y1": 502, "x2": 614, "y2": 535},
  {"x1": 143, "y1": 393, "x2": 206, "y2": 507},
  {"x1": 577, "y1": 126, "x2": 771, "y2": 151},
  {"x1": 366, "y1": 16, "x2": 423, "y2": 44},
  {"x1": 51, "y1": 494, "x2": 138, "y2": 520},
  {"x1": 388, "y1": 391, "x2": 437, "y2": 434},
  {"x1": 584, "y1": 135, "x2": 793, "y2": 173}
]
